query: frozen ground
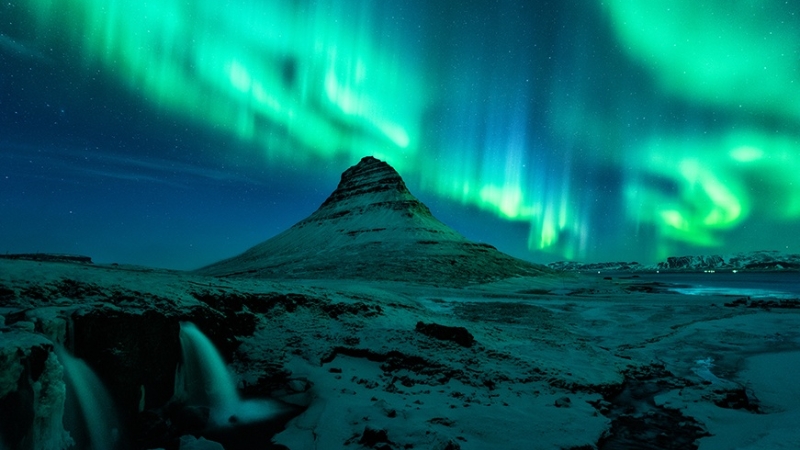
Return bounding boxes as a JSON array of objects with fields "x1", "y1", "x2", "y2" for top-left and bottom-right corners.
[{"x1": 2, "y1": 258, "x2": 800, "y2": 449}]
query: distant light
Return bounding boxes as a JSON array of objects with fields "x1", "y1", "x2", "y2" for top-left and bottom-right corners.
[{"x1": 732, "y1": 269, "x2": 738, "y2": 273}]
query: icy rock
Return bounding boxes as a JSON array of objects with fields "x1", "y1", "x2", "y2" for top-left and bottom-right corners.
[
  {"x1": 30, "y1": 352, "x2": 74, "y2": 450},
  {"x1": 287, "y1": 378, "x2": 312, "y2": 393},
  {"x1": 9, "y1": 320, "x2": 35, "y2": 332},
  {"x1": 1, "y1": 331, "x2": 77, "y2": 449},
  {"x1": 433, "y1": 439, "x2": 462, "y2": 450},
  {"x1": 25, "y1": 306, "x2": 71, "y2": 344},
  {"x1": 178, "y1": 434, "x2": 225, "y2": 450},
  {"x1": 554, "y1": 396, "x2": 572, "y2": 408}
]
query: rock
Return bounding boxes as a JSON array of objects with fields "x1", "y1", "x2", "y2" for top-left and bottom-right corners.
[
  {"x1": 554, "y1": 396, "x2": 571, "y2": 408},
  {"x1": 428, "y1": 417, "x2": 455, "y2": 427},
  {"x1": 0, "y1": 331, "x2": 71, "y2": 448},
  {"x1": 358, "y1": 426, "x2": 393, "y2": 449},
  {"x1": 0, "y1": 285, "x2": 15, "y2": 302},
  {"x1": 374, "y1": 399, "x2": 398, "y2": 418},
  {"x1": 178, "y1": 434, "x2": 225, "y2": 450},
  {"x1": 415, "y1": 321, "x2": 475, "y2": 348},
  {"x1": 287, "y1": 378, "x2": 312, "y2": 393},
  {"x1": 434, "y1": 439, "x2": 462, "y2": 450},
  {"x1": 170, "y1": 405, "x2": 211, "y2": 434},
  {"x1": 711, "y1": 388, "x2": 761, "y2": 413},
  {"x1": 8, "y1": 320, "x2": 35, "y2": 332},
  {"x1": 597, "y1": 364, "x2": 710, "y2": 449}
]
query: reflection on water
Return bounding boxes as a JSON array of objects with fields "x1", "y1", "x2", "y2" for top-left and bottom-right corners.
[
  {"x1": 672, "y1": 286, "x2": 795, "y2": 299},
  {"x1": 643, "y1": 272, "x2": 799, "y2": 299}
]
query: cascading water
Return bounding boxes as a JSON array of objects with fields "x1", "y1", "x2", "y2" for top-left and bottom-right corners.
[
  {"x1": 56, "y1": 346, "x2": 119, "y2": 450},
  {"x1": 174, "y1": 322, "x2": 281, "y2": 428}
]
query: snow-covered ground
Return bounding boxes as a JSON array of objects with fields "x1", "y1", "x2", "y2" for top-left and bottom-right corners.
[{"x1": 2, "y1": 258, "x2": 800, "y2": 449}]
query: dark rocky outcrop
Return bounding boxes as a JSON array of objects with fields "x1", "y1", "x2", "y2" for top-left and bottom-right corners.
[
  {"x1": 357, "y1": 426, "x2": 394, "y2": 449},
  {"x1": 709, "y1": 388, "x2": 761, "y2": 413},
  {"x1": 592, "y1": 364, "x2": 709, "y2": 450},
  {"x1": 319, "y1": 347, "x2": 466, "y2": 386},
  {"x1": 415, "y1": 321, "x2": 475, "y2": 348},
  {"x1": 723, "y1": 297, "x2": 800, "y2": 309}
]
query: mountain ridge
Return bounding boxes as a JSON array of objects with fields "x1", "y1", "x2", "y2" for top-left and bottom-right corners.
[{"x1": 548, "y1": 250, "x2": 800, "y2": 273}]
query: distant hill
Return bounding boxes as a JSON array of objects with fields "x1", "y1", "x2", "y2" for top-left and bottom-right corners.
[
  {"x1": 0, "y1": 253, "x2": 93, "y2": 264},
  {"x1": 548, "y1": 250, "x2": 800, "y2": 273},
  {"x1": 197, "y1": 156, "x2": 550, "y2": 285}
]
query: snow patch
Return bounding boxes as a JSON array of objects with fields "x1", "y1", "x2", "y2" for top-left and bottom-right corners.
[{"x1": 692, "y1": 357, "x2": 722, "y2": 384}]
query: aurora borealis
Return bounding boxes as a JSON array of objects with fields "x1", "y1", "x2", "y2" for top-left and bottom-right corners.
[{"x1": 1, "y1": 0, "x2": 798, "y2": 268}]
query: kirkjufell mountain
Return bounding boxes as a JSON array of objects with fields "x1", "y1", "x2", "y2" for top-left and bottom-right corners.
[{"x1": 198, "y1": 156, "x2": 549, "y2": 284}]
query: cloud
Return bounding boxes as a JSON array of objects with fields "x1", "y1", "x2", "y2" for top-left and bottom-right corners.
[
  {"x1": 0, "y1": 141, "x2": 261, "y2": 188},
  {"x1": 0, "y1": 34, "x2": 50, "y2": 62}
]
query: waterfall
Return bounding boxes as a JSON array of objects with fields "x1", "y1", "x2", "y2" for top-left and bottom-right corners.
[
  {"x1": 174, "y1": 322, "x2": 240, "y2": 423},
  {"x1": 56, "y1": 347, "x2": 119, "y2": 450},
  {"x1": 174, "y1": 322, "x2": 280, "y2": 428}
]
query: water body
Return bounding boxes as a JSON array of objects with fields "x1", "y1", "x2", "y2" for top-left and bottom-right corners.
[{"x1": 640, "y1": 272, "x2": 800, "y2": 299}]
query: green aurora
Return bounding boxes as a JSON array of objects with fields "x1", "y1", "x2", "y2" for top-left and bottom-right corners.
[{"x1": 5, "y1": 0, "x2": 799, "y2": 265}]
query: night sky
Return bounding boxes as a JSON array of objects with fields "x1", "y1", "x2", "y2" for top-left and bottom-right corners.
[{"x1": 1, "y1": 0, "x2": 799, "y2": 270}]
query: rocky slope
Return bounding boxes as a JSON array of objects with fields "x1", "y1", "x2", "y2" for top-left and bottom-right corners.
[{"x1": 198, "y1": 156, "x2": 549, "y2": 285}]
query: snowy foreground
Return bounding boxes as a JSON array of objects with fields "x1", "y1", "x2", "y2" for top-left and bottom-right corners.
[{"x1": 2, "y1": 258, "x2": 800, "y2": 449}]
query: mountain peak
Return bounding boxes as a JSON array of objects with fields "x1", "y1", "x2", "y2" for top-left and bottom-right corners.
[
  {"x1": 198, "y1": 156, "x2": 549, "y2": 285},
  {"x1": 333, "y1": 156, "x2": 404, "y2": 197},
  {"x1": 307, "y1": 156, "x2": 431, "y2": 224},
  {"x1": 343, "y1": 155, "x2": 398, "y2": 182},
  {"x1": 317, "y1": 155, "x2": 419, "y2": 206}
]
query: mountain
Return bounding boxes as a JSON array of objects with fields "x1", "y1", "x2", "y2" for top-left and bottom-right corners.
[
  {"x1": 548, "y1": 250, "x2": 800, "y2": 273},
  {"x1": 722, "y1": 250, "x2": 800, "y2": 271},
  {"x1": 547, "y1": 261, "x2": 644, "y2": 272},
  {"x1": 197, "y1": 156, "x2": 549, "y2": 284}
]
